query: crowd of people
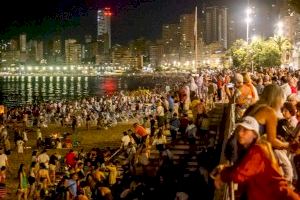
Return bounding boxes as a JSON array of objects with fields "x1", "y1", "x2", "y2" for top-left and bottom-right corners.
[
  {"x1": 0, "y1": 74, "x2": 217, "y2": 200},
  {"x1": 0, "y1": 69, "x2": 300, "y2": 199},
  {"x1": 210, "y1": 68, "x2": 300, "y2": 200}
]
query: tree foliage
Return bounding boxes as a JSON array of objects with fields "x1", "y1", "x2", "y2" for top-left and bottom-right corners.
[
  {"x1": 229, "y1": 39, "x2": 248, "y2": 68},
  {"x1": 229, "y1": 38, "x2": 291, "y2": 69}
]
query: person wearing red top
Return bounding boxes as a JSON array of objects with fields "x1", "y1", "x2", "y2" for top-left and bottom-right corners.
[
  {"x1": 214, "y1": 116, "x2": 300, "y2": 200},
  {"x1": 65, "y1": 149, "x2": 77, "y2": 168},
  {"x1": 133, "y1": 123, "x2": 148, "y2": 144}
]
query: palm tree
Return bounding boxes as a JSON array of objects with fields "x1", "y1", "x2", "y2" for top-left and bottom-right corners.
[
  {"x1": 271, "y1": 36, "x2": 292, "y2": 52},
  {"x1": 271, "y1": 36, "x2": 293, "y2": 65}
]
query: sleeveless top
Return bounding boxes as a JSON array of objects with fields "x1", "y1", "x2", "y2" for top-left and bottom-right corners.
[
  {"x1": 20, "y1": 172, "x2": 28, "y2": 189},
  {"x1": 244, "y1": 104, "x2": 269, "y2": 135}
]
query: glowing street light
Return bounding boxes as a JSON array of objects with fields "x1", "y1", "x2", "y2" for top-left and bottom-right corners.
[
  {"x1": 251, "y1": 35, "x2": 259, "y2": 42},
  {"x1": 275, "y1": 21, "x2": 284, "y2": 36}
]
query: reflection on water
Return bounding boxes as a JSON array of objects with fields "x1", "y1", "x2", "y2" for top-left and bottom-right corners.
[{"x1": 0, "y1": 76, "x2": 146, "y2": 107}]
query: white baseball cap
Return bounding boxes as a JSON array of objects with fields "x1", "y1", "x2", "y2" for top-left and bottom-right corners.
[{"x1": 236, "y1": 116, "x2": 260, "y2": 136}]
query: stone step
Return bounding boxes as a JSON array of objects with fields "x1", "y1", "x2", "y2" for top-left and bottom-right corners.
[
  {"x1": 149, "y1": 150, "x2": 204, "y2": 160},
  {"x1": 185, "y1": 166, "x2": 198, "y2": 172},
  {"x1": 172, "y1": 144, "x2": 190, "y2": 150}
]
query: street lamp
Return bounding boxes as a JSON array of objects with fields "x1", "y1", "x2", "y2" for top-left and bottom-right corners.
[
  {"x1": 251, "y1": 35, "x2": 259, "y2": 42},
  {"x1": 275, "y1": 21, "x2": 284, "y2": 36},
  {"x1": 246, "y1": 7, "x2": 252, "y2": 43}
]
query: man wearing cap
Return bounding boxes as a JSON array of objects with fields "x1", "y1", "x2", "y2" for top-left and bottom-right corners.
[{"x1": 214, "y1": 116, "x2": 300, "y2": 200}]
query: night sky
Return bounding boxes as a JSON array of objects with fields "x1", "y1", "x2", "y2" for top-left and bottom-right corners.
[{"x1": 0, "y1": 0, "x2": 275, "y2": 43}]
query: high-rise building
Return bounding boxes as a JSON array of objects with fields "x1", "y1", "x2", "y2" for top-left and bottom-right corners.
[
  {"x1": 275, "y1": 0, "x2": 290, "y2": 18},
  {"x1": 205, "y1": 7, "x2": 218, "y2": 45},
  {"x1": 84, "y1": 35, "x2": 92, "y2": 44},
  {"x1": 27, "y1": 40, "x2": 37, "y2": 63},
  {"x1": 53, "y1": 37, "x2": 62, "y2": 56},
  {"x1": 51, "y1": 36, "x2": 62, "y2": 63},
  {"x1": 205, "y1": 7, "x2": 229, "y2": 49},
  {"x1": 282, "y1": 13, "x2": 300, "y2": 68},
  {"x1": 179, "y1": 13, "x2": 195, "y2": 62},
  {"x1": 180, "y1": 14, "x2": 195, "y2": 48},
  {"x1": 37, "y1": 41, "x2": 43, "y2": 62},
  {"x1": 228, "y1": 18, "x2": 237, "y2": 48},
  {"x1": 97, "y1": 8, "x2": 112, "y2": 53},
  {"x1": 218, "y1": 7, "x2": 228, "y2": 49},
  {"x1": 8, "y1": 39, "x2": 18, "y2": 51},
  {"x1": 65, "y1": 39, "x2": 82, "y2": 65},
  {"x1": 1, "y1": 50, "x2": 20, "y2": 66},
  {"x1": 149, "y1": 44, "x2": 164, "y2": 67},
  {"x1": 20, "y1": 34, "x2": 26, "y2": 52},
  {"x1": 162, "y1": 24, "x2": 181, "y2": 54}
]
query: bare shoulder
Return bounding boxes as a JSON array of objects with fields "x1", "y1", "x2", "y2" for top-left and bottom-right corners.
[
  {"x1": 256, "y1": 106, "x2": 275, "y2": 116},
  {"x1": 253, "y1": 106, "x2": 276, "y2": 122}
]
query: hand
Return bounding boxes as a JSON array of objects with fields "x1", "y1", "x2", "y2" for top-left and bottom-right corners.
[
  {"x1": 210, "y1": 164, "x2": 227, "y2": 180},
  {"x1": 214, "y1": 174, "x2": 224, "y2": 189},
  {"x1": 289, "y1": 141, "x2": 299, "y2": 153}
]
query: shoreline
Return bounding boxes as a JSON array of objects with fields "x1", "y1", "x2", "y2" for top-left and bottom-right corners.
[{"x1": 0, "y1": 72, "x2": 189, "y2": 77}]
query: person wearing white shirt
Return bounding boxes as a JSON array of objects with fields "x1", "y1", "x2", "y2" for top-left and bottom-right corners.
[
  {"x1": 121, "y1": 132, "x2": 131, "y2": 149},
  {"x1": 36, "y1": 128, "x2": 42, "y2": 139},
  {"x1": 38, "y1": 150, "x2": 50, "y2": 168},
  {"x1": 156, "y1": 101, "x2": 165, "y2": 128},
  {"x1": 0, "y1": 149, "x2": 8, "y2": 169},
  {"x1": 17, "y1": 140, "x2": 24, "y2": 154},
  {"x1": 281, "y1": 76, "x2": 292, "y2": 100},
  {"x1": 152, "y1": 129, "x2": 167, "y2": 152}
]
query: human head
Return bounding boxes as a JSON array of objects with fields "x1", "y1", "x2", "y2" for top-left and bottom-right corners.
[
  {"x1": 282, "y1": 102, "x2": 296, "y2": 120},
  {"x1": 71, "y1": 172, "x2": 78, "y2": 180},
  {"x1": 41, "y1": 149, "x2": 47, "y2": 154},
  {"x1": 30, "y1": 162, "x2": 37, "y2": 169},
  {"x1": 242, "y1": 72, "x2": 252, "y2": 84},
  {"x1": 257, "y1": 84, "x2": 284, "y2": 111},
  {"x1": 234, "y1": 73, "x2": 243, "y2": 88},
  {"x1": 32, "y1": 150, "x2": 38, "y2": 156},
  {"x1": 0, "y1": 166, "x2": 6, "y2": 172},
  {"x1": 271, "y1": 76, "x2": 278, "y2": 83},
  {"x1": 133, "y1": 123, "x2": 138, "y2": 128},
  {"x1": 39, "y1": 163, "x2": 46, "y2": 169},
  {"x1": 236, "y1": 116, "x2": 259, "y2": 148},
  {"x1": 287, "y1": 94, "x2": 299, "y2": 107},
  {"x1": 18, "y1": 163, "x2": 25, "y2": 175}
]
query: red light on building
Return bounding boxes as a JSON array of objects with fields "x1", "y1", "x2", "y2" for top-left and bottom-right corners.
[{"x1": 104, "y1": 7, "x2": 112, "y2": 16}]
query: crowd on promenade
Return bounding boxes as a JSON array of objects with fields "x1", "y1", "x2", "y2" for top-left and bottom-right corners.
[{"x1": 1, "y1": 69, "x2": 300, "y2": 200}]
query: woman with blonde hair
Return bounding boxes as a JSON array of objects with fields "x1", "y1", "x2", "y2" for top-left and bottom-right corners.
[
  {"x1": 244, "y1": 84, "x2": 288, "y2": 149},
  {"x1": 244, "y1": 84, "x2": 294, "y2": 184}
]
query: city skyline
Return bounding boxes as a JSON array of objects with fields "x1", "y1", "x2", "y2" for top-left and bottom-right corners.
[
  {"x1": 0, "y1": 0, "x2": 276, "y2": 44},
  {"x1": 0, "y1": 0, "x2": 292, "y2": 70}
]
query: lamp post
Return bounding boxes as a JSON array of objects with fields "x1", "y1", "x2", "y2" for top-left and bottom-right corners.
[{"x1": 246, "y1": 7, "x2": 252, "y2": 44}]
